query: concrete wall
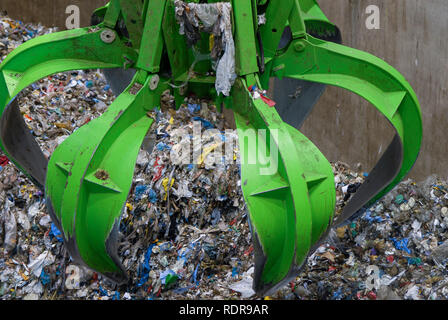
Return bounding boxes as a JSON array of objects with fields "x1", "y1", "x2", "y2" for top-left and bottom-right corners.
[
  {"x1": 0, "y1": 0, "x2": 108, "y2": 28},
  {"x1": 1, "y1": 0, "x2": 447, "y2": 181}
]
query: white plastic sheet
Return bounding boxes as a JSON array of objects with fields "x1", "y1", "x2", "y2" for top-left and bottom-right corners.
[{"x1": 174, "y1": 1, "x2": 236, "y2": 96}]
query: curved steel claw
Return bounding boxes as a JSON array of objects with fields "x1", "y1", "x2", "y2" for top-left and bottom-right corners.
[
  {"x1": 271, "y1": 35, "x2": 422, "y2": 231},
  {"x1": 0, "y1": 25, "x2": 162, "y2": 283},
  {"x1": 46, "y1": 71, "x2": 166, "y2": 283},
  {"x1": 227, "y1": 77, "x2": 336, "y2": 296},
  {"x1": 0, "y1": 97, "x2": 48, "y2": 190}
]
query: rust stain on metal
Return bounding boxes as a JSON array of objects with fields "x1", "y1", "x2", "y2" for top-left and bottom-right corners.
[
  {"x1": 95, "y1": 169, "x2": 109, "y2": 181},
  {"x1": 114, "y1": 110, "x2": 124, "y2": 122},
  {"x1": 129, "y1": 83, "x2": 143, "y2": 95}
]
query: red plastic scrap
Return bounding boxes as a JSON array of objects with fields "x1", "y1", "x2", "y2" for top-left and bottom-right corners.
[
  {"x1": 0, "y1": 155, "x2": 10, "y2": 166},
  {"x1": 289, "y1": 282, "x2": 295, "y2": 292},
  {"x1": 260, "y1": 95, "x2": 276, "y2": 107},
  {"x1": 152, "y1": 156, "x2": 164, "y2": 182},
  {"x1": 356, "y1": 291, "x2": 377, "y2": 300},
  {"x1": 367, "y1": 291, "x2": 377, "y2": 300},
  {"x1": 248, "y1": 85, "x2": 257, "y2": 92},
  {"x1": 244, "y1": 246, "x2": 254, "y2": 256},
  {"x1": 83, "y1": 117, "x2": 92, "y2": 126},
  {"x1": 247, "y1": 84, "x2": 277, "y2": 107}
]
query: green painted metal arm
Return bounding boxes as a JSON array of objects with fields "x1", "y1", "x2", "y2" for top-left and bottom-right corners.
[
  {"x1": 0, "y1": 26, "x2": 137, "y2": 188},
  {"x1": 230, "y1": 0, "x2": 422, "y2": 293},
  {"x1": 0, "y1": 0, "x2": 171, "y2": 285},
  {"x1": 46, "y1": 71, "x2": 167, "y2": 283},
  {"x1": 225, "y1": 74, "x2": 335, "y2": 295},
  {"x1": 0, "y1": 26, "x2": 136, "y2": 104},
  {"x1": 0, "y1": 25, "x2": 168, "y2": 283},
  {"x1": 270, "y1": 35, "x2": 422, "y2": 226}
]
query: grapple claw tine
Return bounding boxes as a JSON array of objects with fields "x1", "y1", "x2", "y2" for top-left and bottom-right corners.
[
  {"x1": 45, "y1": 72, "x2": 166, "y2": 283},
  {"x1": 271, "y1": 35, "x2": 422, "y2": 230},
  {"x1": 229, "y1": 78, "x2": 336, "y2": 295},
  {"x1": 0, "y1": 25, "x2": 142, "y2": 277},
  {"x1": 0, "y1": 97, "x2": 48, "y2": 189}
]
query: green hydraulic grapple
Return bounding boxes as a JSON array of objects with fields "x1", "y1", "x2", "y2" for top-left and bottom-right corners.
[{"x1": 0, "y1": 0, "x2": 422, "y2": 296}]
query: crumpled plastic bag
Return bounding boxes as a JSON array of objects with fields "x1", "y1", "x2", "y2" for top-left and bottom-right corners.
[
  {"x1": 174, "y1": 1, "x2": 236, "y2": 96},
  {"x1": 28, "y1": 251, "x2": 55, "y2": 277},
  {"x1": 228, "y1": 267, "x2": 256, "y2": 298},
  {"x1": 3, "y1": 200, "x2": 17, "y2": 254},
  {"x1": 431, "y1": 241, "x2": 448, "y2": 267}
]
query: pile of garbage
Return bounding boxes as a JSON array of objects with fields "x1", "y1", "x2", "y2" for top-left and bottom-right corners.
[
  {"x1": 288, "y1": 173, "x2": 448, "y2": 301},
  {"x1": 2, "y1": 14, "x2": 448, "y2": 301}
]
